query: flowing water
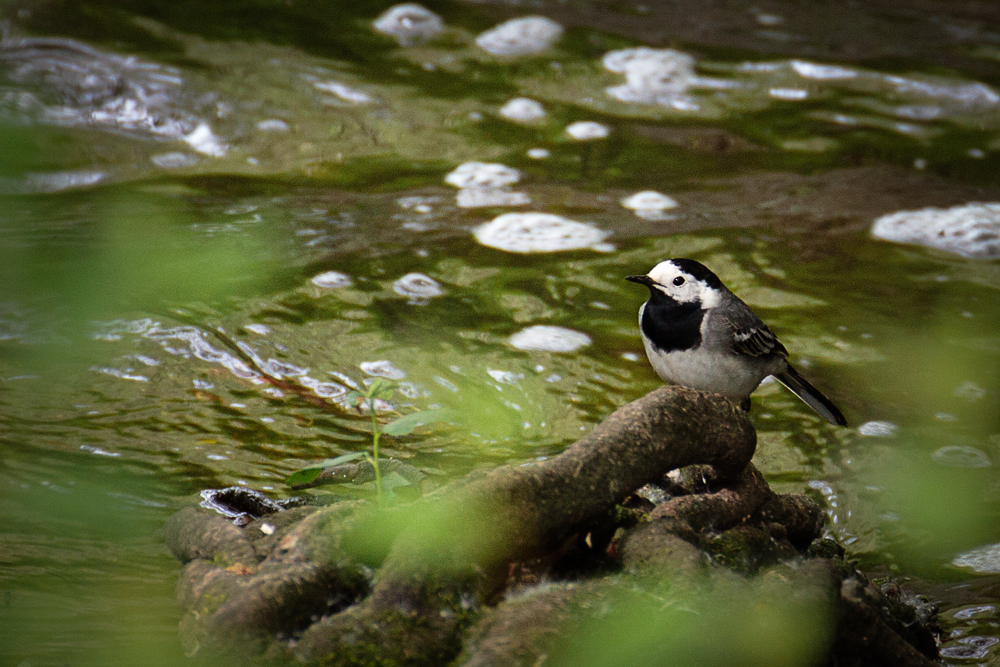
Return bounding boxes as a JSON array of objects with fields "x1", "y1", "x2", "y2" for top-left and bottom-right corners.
[{"x1": 2, "y1": 1, "x2": 1000, "y2": 664}]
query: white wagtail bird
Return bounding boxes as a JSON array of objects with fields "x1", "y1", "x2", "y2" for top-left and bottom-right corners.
[{"x1": 626, "y1": 258, "x2": 847, "y2": 426}]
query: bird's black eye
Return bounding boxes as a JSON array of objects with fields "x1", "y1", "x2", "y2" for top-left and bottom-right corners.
[{"x1": 673, "y1": 276, "x2": 685, "y2": 286}]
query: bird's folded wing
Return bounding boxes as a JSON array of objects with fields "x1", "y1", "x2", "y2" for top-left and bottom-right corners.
[{"x1": 728, "y1": 321, "x2": 788, "y2": 357}]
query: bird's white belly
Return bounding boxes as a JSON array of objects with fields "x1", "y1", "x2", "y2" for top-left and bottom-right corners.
[{"x1": 642, "y1": 338, "x2": 768, "y2": 398}]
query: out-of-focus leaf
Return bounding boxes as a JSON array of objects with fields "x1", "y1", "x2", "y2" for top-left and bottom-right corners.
[
  {"x1": 381, "y1": 471, "x2": 413, "y2": 490},
  {"x1": 383, "y1": 408, "x2": 458, "y2": 436},
  {"x1": 286, "y1": 451, "x2": 365, "y2": 487}
]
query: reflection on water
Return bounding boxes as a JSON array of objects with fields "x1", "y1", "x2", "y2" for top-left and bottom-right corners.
[{"x1": 2, "y1": 0, "x2": 1000, "y2": 664}]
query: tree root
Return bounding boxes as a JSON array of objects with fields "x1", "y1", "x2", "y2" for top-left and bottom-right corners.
[{"x1": 163, "y1": 386, "x2": 938, "y2": 666}]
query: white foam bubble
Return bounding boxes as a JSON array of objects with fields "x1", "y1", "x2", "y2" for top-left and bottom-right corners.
[
  {"x1": 373, "y1": 4, "x2": 444, "y2": 46},
  {"x1": 144, "y1": 325, "x2": 262, "y2": 382},
  {"x1": 871, "y1": 203, "x2": 1000, "y2": 258},
  {"x1": 932, "y1": 445, "x2": 991, "y2": 468},
  {"x1": 509, "y1": 325, "x2": 591, "y2": 352},
  {"x1": 858, "y1": 421, "x2": 898, "y2": 437},
  {"x1": 790, "y1": 60, "x2": 858, "y2": 80},
  {"x1": 360, "y1": 360, "x2": 407, "y2": 380},
  {"x1": 183, "y1": 123, "x2": 227, "y2": 157},
  {"x1": 445, "y1": 162, "x2": 521, "y2": 188},
  {"x1": 603, "y1": 47, "x2": 696, "y2": 104},
  {"x1": 299, "y1": 376, "x2": 348, "y2": 399},
  {"x1": 256, "y1": 119, "x2": 290, "y2": 132},
  {"x1": 526, "y1": 148, "x2": 550, "y2": 159},
  {"x1": 621, "y1": 190, "x2": 678, "y2": 212},
  {"x1": 393, "y1": 273, "x2": 444, "y2": 300},
  {"x1": 953, "y1": 543, "x2": 1000, "y2": 574},
  {"x1": 151, "y1": 152, "x2": 198, "y2": 169},
  {"x1": 311, "y1": 271, "x2": 352, "y2": 288},
  {"x1": 456, "y1": 188, "x2": 530, "y2": 208},
  {"x1": 565, "y1": 121, "x2": 610, "y2": 140},
  {"x1": 499, "y1": 97, "x2": 546, "y2": 122},
  {"x1": 769, "y1": 88, "x2": 808, "y2": 100},
  {"x1": 314, "y1": 81, "x2": 373, "y2": 104},
  {"x1": 487, "y1": 368, "x2": 523, "y2": 384},
  {"x1": 93, "y1": 366, "x2": 149, "y2": 382},
  {"x1": 956, "y1": 381, "x2": 986, "y2": 400},
  {"x1": 476, "y1": 16, "x2": 563, "y2": 56},
  {"x1": 474, "y1": 212, "x2": 610, "y2": 253}
]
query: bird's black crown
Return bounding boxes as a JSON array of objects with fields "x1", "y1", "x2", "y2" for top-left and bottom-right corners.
[{"x1": 668, "y1": 258, "x2": 724, "y2": 290}]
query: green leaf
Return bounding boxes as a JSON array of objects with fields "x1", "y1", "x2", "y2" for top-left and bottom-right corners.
[
  {"x1": 367, "y1": 378, "x2": 395, "y2": 400},
  {"x1": 345, "y1": 390, "x2": 362, "y2": 403},
  {"x1": 381, "y1": 470, "x2": 413, "y2": 490},
  {"x1": 286, "y1": 451, "x2": 366, "y2": 487},
  {"x1": 383, "y1": 408, "x2": 458, "y2": 437}
]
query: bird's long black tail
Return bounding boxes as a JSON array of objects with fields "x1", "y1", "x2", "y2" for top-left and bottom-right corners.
[{"x1": 774, "y1": 365, "x2": 847, "y2": 426}]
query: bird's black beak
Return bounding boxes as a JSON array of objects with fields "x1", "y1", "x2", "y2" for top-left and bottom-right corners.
[{"x1": 625, "y1": 275, "x2": 655, "y2": 287}]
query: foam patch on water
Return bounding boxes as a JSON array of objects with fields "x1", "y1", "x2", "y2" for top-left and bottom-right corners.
[
  {"x1": 871, "y1": 203, "x2": 1000, "y2": 258},
  {"x1": 857, "y1": 421, "x2": 898, "y2": 437},
  {"x1": 141, "y1": 325, "x2": 263, "y2": 383},
  {"x1": 621, "y1": 191, "x2": 678, "y2": 220},
  {"x1": 183, "y1": 123, "x2": 227, "y2": 157},
  {"x1": 311, "y1": 271, "x2": 352, "y2": 288},
  {"x1": 150, "y1": 152, "x2": 199, "y2": 169},
  {"x1": 499, "y1": 97, "x2": 546, "y2": 122},
  {"x1": 0, "y1": 34, "x2": 233, "y2": 151},
  {"x1": 446, "y1": 163, "x2": 526, "y2": 207},
  {"x1": 955, "y1": 381, "x2": 986, "y2": 401},
  {"x1": 770, "y1": 88, "x2": 809, "y2": 100},
  {"x1": 393, "y1": 273, "x2": 443, "y2": 301},
  {"x1": 476, "y1": 16, "x2": 563, "y2": 56},
  {"x1": 474, "y1": 213, "x2": 611, "y2": 253},
  {"x1": 314, "y1": 81, "x2": 373, "y2": 105},
  {"x1": 603, "y1": 48, "x2": 697, "y2": 105},
  {"x1": 509, "y1": 325, "x2": 591, "y2": 352},
  {"x1": 526, "y1": 148, "x2": 550, "y2": 159},
  {"x1": 256, "y1": 119, "x2": 290, "y2": 132},
  {"x1": 790, "y1": 60, "x2": 858, "y2": 80},
  {"x1": 932, "y1": 445, "x2": 991, "y2": 468},
  {"x1": 456, "y1": 188, "x2": 530, "y2": 208},
  {"x1": 93, "y1": 366, "x2": 149, "y2": 382},
  {"x1": 11, "y1": 170, "x2": 106, "y2": 193},
  {"x1": 565, "y1": 121, "x2": 610, "y2": 140},
  {"x1": 361, "y1": 360, "x2": 407, "y2": 379},
  {"x1": 373, "y1": 4, "x2": 444, "y2": 46},
  {"x1": 487, "y1": 368, "x2": 523, "y2": 384},
  {"x1": 445, "y1": 162, "x2": 521, "y2": 188},
  {"x1": 954, "y1": 544, "x2": 1000, "y2": 573}
]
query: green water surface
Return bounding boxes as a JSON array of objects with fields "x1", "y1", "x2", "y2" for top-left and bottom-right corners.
[{"x1": 2, "y1": 0, "x2": 1000, "y2": 664}]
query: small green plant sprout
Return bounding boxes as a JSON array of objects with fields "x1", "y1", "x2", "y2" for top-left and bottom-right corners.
[
  {"x1": 347, "y1": 378, "x2": 396, "y2": 507},
  {"x1": 285, "y1": 377, "x2": 457, "y2": 504}
]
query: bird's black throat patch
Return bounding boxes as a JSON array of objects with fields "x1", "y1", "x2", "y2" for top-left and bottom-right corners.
[{"x1": 641, "y1": 292, "x2": 704, "y2": 354}]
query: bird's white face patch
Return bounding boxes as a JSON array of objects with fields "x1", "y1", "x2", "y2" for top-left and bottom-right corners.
[{"x1": 646, "y1": 260, "x2": 722, "y2": 308}]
